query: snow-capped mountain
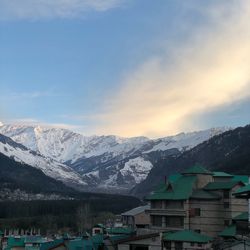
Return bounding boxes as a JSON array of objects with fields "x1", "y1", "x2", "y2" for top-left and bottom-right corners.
[
  {"x1": 0, "y1": 133, "x2": 86, "y2": 189},
  {"x1": 0, "y1": 124, "x2": 229, "y2": 192}
]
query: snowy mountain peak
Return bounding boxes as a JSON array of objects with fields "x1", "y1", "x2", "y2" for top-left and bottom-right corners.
[{"x1": 0, "y1": 124, "x2": 230, "y2": 193}]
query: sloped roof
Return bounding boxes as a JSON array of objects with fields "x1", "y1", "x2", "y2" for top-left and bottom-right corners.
[
  {"x1": 25, "y1": 236, "x2": 46, "y2": 244},
  {"x1": 68, "y1": 238, "x2": 93, "y2": 250},
  {"x1": 107, "y1": 227, "x2": 135, "y2": 235},
  {"x1": 213, "y1": 172, "x2": 233, "y2": 177},
  {"x1": 233, "y1": 184, "x2": 250, "y2": 195},
  {"x1": 7, "y1": 237, "x2": 25, "y2": 247},
  {"x1": 182, "y1": 165, "x2": 212, "y2": 175},
  {"x1": 233, "y1": 212, "x2": 248, "y2": 221},
  {"x1": 190, "y1": 189, "x2": 221, "y2": 200},
  {"x1": 218, "y1": 225, "x2": 236, "y2": 237},
  {"x1": 163, "y1": 230, "x2": 212, "y2": 243},
  {"x1": 122, "y1": 205, "x2": 149, "y2": 216},
  {"x1": 232, "y1": 175, "x2": 249, "y2": 184},
  {"x1": 146, "y1": 175, "x2": 196, "y2": 200},
  {"x1": 204, "y1": 181, "x2": 243, "y2": 190},
  {"x1": 40, "y1": 239, "x2": 64, "y2": 250}
]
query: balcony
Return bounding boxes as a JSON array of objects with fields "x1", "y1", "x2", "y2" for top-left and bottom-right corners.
[{"x1": 146, "y1": 209, "x2": 186, "y2": 216}]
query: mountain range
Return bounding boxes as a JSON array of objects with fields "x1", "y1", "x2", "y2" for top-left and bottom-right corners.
[
  {"x1": 0, "y1": 123, "x2": 229, "y2": 193},
  {"x1": 131, "y1": 124, "x2": 250, "y2": 197}
]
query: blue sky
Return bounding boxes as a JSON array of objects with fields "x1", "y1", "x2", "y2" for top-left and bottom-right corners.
[{"x1": 0, "y1": 0, "x2": 250, "y2": 137}]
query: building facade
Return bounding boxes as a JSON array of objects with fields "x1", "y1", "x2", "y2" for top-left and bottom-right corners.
[{"x1": 146, "y1": 166, "x2": 248, "y2": 237}]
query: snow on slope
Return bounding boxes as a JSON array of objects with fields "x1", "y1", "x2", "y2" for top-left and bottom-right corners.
[
  {"x1": 0, "y1": 124, "x2": 229, "y2": 192},
  {"x1": 120, "y1": 157, "x2": 153, "y2": 184},
  {"x1": 146, "y1": 128, "x2": 228, "y2": 153},
  {"x1": 0, "y1": 125, "x2": 150, "y2": 163},
  {"x1": 0, "y1": 134, "x2": 86, "y2": 187}
]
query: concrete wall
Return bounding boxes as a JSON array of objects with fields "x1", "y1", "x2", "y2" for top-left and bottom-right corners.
[
  {"x1": 118, "y1": 236, "x2": 161, "y2": 250},
  {"x1": 195, "y1": 174, "x2": 213, "y2": 189},
  {"x1": 135, "y1": 212, "x2": 150, "y2": 226}
]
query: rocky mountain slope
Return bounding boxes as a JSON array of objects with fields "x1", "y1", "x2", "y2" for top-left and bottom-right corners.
[
  {"x1": 0, "y1": 152, "x2": 76, "y2": 200},
  {"x1": 131, "y1": 124, "x2": 250, "y2": 197},
  {"x1": 0, "y1": 133, "x2": 86, "y2": 189},
  {"x1": 0, "y1": 124, "x2": 228, "y2": 192}
]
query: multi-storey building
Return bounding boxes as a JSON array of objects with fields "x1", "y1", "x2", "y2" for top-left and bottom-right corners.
[{"x1": 146, "y1": 165, "x2": 248, "y2": 238}]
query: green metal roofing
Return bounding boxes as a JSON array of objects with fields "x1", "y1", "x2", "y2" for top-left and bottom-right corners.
[
  {"x1": 25, "y1": 236, "x2": 46, "y2": 244},
  {"x1": 40, "y1": 239, "x2": 64, "y2": 250},
  {"x1": 107, "y1": 227, "x2": 135, "y2": 235},
  {"x1": 233, "y1": 184, "x2": 250, "y2": 195},
  {"x1": 163, "y1": 230, "x2": 212, "y2": 243},
  {"x1": 109, "y1": 234, "x2": 131, "y2": 242},
  {"x1": 168, "y1": 174, "x2": 182, "y2": 182},
  {"x1": 213, "y1": 172, "x2": 233, "y2": 177},
  {"x1": 146, "y1": 175, "x2": 196, "y2": 200},
  {"x1": 68, "y1": 238, "x2": 93, "y2": 250},
  {"x1": 191, "y1": 189, "x2": 221, "y2": 200},
  {"x1": 204, "y1": 181, "x2": 242, "y2": 190},
  {"x1": 232, "y1": 175, "x2": 249, "y2": 184},
  {"x1": 182, "y1": 165, "x2": 212, "y2": 175},
  {"x1": 233, "y1": 212, "x2": 248, "y2": 221},
  {"x1": 7, "y1": 237, "x2": 25, "y2": 247},
  {"x1": 219, "y1": 225, "x2": 236, "y2": 237}
]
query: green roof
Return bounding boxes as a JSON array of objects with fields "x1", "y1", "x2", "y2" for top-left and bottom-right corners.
[
  {"x1": 146, "y1": 175, "x2": 196, "y2": 200},
  {"x1": 190, "y1": 189, "x2": 221, "y2": 200},
  {"x1": 168, "y1": 174, "x2": 182, "y2": 182},
  {"x1": 233, "y1": 184, "x2": 250, "y2": 195},
  {"x1": 213, "y1": 172, "x2": 233, "y2": 177},
  {"x1": 40, "y1": 239, "x2": 64, "y2": 250},
  {"x1": 182, "y1": 165, "x2": 212, "y2": 175},
  {"x1": 232, "y1": 175, "x2": 249, "y2": 184},
  {"x1": 107, "y1": 227, "x2": 135, "y2": 235},
  {"x1": 7, "y1": 237, "x2": 25, "y2": 247},
  {"x1": 233, "y1": 212, "x2": 248, "y2": 221},
  {"x1": 68, "y1": 238, "x2": 93, "y2": 250},
  {"x1": 109, "y1": 234, "x2": 131, "y2": 242},
  {"x1": 219, "y1": 225, "x2": 236, "y2": 237},
  {"x1": 204, "y1": 181, "x2": 242, "y2": 190},
  {"x1": 163, "y1": 230, "x2": 212, "y2": 243}
]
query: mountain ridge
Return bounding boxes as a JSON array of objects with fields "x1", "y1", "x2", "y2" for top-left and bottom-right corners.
[{"x1": 0, "y1": 123, "x2": 229, "y2": 192}]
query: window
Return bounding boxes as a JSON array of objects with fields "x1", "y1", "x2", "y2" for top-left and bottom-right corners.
[
  {"x1": 151, "y1": 201, "x2": 162, "y2": 209},
  {"x1": 194, "y1": 229, "x2": 201, "y2": 233},
  {"x1": 175, "y1": 242, "x2": 183, "y2": 250},
  {"x1": 163, "y1": 241, "x2": 171, "y2": 250},
  {"x1": 190, "y1": 242, "x2": 195, "y2": 246},
  {"x1": 224, "y1": 202, "x2": 230, "y2": 209},
  {"x1": 166, "y1": 216, "x2": 184, "y2": 228},
  {"x1": 195, "y1": 208, "x2": 201, "y2": 216},
  {"x1": 151, "y1": 215, "x2": 162, "y2": 227},
  {"x1": 223, "y1": 190, "x2": 230, "y2": 199},
  {"x1": 165, "y1": 200, "x2": 184, "y2": 209}
]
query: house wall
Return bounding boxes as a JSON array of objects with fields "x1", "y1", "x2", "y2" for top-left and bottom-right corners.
[
  {"x1": 134, "y1": 212, "x2": 150, "y2": 226},
  {"x1": 195, "y1": 174, "x2": 213, "y2": 189},
  {"x1": 188, "y1": 199, "x2": 228, "y2": 236},
  {"x1": 118, "y1": 236, "x2": 161, "y2": 250},
  {"x1": 163, "y1": 241, "x2": 212, "y2": 250},
  {"x1": 230, "y1": 185, "x2": 248, "y2": 219}
]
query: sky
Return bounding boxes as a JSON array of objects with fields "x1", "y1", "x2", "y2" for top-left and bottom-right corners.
[{"x1": 0, "y1": 0, "x2": 250, "y2": 138}]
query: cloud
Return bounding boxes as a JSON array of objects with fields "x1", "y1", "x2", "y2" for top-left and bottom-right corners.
[
  {"x1": 0, "y1": 0, "x2": 125, "y2": 20},
  {"x1": 93, "y1": 1, "x2": 250, "y2": 138}
]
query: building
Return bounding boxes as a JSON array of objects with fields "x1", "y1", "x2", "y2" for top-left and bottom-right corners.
[
  {"x1": 146, "y1": 165, "x2": 248, "y2": 237},
  {"x1": 121, "y1": 205, "x2": 150, "y2": 229},
  {"x1": 162, "y1": 230, "x2": 213, "y2": 250}
]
